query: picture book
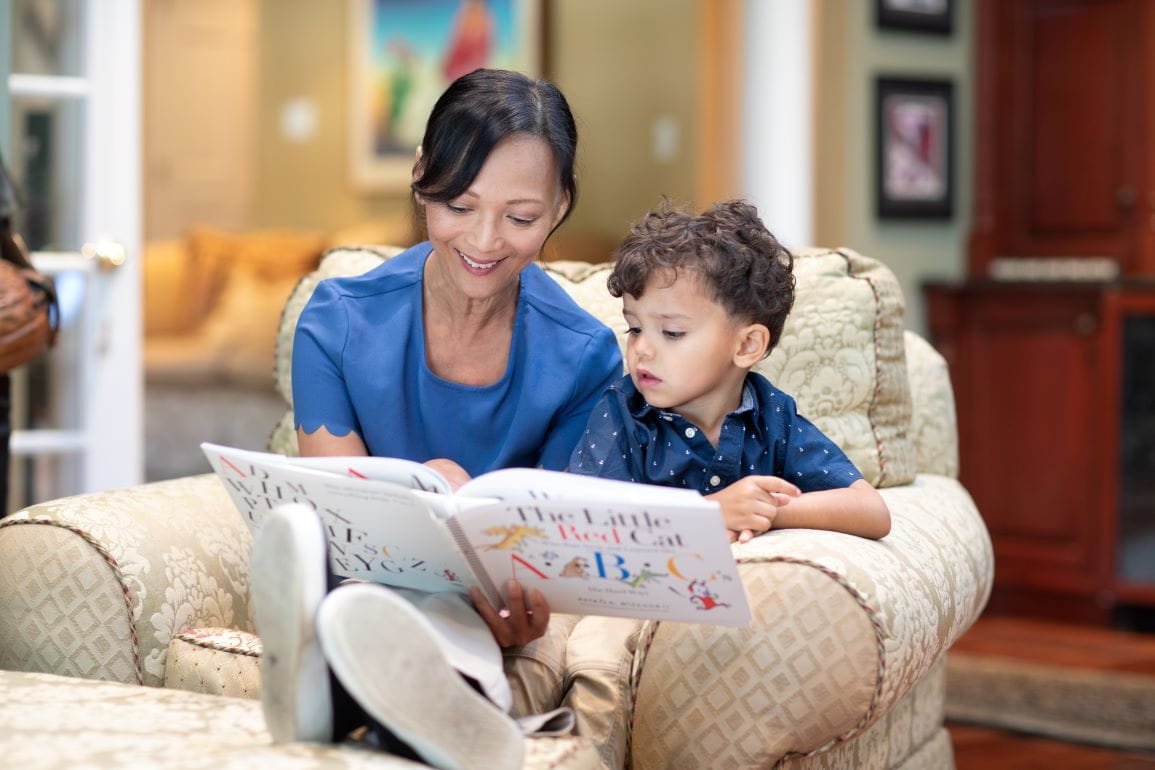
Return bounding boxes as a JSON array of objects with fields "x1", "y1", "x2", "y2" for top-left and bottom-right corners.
[{"x1": 202, "y1": 443, "x2": 751, "y2": 626}]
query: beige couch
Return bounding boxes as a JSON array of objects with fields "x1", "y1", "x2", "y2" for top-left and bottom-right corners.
[
  {"x1": 0, "y1": 245, "x2": 993, "y2": 769},
  {"x1": 142, "y1": 221, "x2": 414, "y2": 481}
]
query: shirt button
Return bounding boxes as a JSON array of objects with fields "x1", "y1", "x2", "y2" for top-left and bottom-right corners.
[
  {"x1": 709, "y1": 475, "x2": 721, "y2": 487},
  {"x1": 684, "y1": 427, "x2": 697, "y2": 439}
]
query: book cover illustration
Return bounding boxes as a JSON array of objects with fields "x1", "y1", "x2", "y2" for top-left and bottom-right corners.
[{"x1": 452, "y1": 497, "x2": 751, "y2": 626}]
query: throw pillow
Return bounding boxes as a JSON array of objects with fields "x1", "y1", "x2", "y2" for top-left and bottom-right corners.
[
  {"x1": 186, "y1": 227, "x2": 326, "y2": 328},
  {"x1": 758, "y1": 248, "x2": 915, "y2": 487}
]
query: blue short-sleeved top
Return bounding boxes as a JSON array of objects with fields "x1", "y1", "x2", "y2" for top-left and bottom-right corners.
[
  {"x1": 568, "y1": 372, "x2": 862, "y2": 494},
  {"x1": 292, "y1": 242, "x2": 623, "y2": 476}
]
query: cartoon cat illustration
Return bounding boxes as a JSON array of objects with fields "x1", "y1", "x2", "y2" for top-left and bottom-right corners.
[
  {"x1": 688, "y1": 579, "x2": 730, "y2": 610},
  {"x1": 559, "y1": 556, "x2": 589, "y2": 578}
]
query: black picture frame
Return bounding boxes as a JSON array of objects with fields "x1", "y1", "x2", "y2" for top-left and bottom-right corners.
[
  {"x1": 876, "y1": 0, "x2": 953, "y2": 35},
  {"x1": 875, "y1": 76, "x2": 954, "y2": 219}
]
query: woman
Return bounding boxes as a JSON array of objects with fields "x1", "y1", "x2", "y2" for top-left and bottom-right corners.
[{"x1": 254, "y1": 69, "x2": 622, "y2": 770}]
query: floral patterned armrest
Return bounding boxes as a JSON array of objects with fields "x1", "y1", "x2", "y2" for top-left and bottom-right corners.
[{"x1": 0, "y1": 474, "x2": 252, "y2": 687}]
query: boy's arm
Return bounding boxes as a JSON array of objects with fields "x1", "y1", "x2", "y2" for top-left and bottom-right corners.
[
  {"x1": 708, "y1": 477, "x2": 891, "y2": 542},
  {"x1": 705, "y1": 476, "x2": 800, "y2": 542},
  {"x1": 771, "y1": 479, "x2": 891, "y2": 539}
]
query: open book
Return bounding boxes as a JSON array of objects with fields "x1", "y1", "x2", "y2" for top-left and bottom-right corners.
[{"x1": 202, "y1": 443, "x2": 751, "y2": 626}]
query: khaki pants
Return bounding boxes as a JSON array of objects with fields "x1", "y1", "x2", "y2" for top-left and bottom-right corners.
[{"x1": 506, "y1": 614, "x2": 643, "y2": 770}]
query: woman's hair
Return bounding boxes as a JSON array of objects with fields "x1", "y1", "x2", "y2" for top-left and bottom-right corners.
[
  {"x1": 412, "y1": 69, "x2": 578, "y2": 229},
  {"x1": 608, "y1": 199, "x2": 795, "y2": 352}
]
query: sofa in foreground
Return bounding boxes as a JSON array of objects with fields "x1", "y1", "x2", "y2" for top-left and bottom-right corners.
[{"x1": 0, "y1": 246, "x2": 993, "y2": 769}]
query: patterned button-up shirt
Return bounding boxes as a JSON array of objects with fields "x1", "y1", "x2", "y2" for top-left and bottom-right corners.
[{"x1": 568, "y1": 373, "x2": 861, "y2": 494}]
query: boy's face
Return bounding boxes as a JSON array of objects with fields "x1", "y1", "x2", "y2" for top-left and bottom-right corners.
[{"x1": 622, "y1": 270, "x2": 754, "y2": 422}]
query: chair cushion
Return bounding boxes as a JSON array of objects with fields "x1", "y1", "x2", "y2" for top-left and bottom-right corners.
[
  {"x1": 185, "y1": 227, "x2": 326, "y2": 330},
  {"x1": 0, "y1": 669, "x2": 601, "y2": 769},
  {"x1": 165, "y1": 627, "x2": 262, "y2": 699},
  {"x1": 904, "y1": 331, "x2": 959, "y2": 478},
  {"x1": 271, "y1": 246, "x2": 915, "y2": 487},
  {"x1": 760, "y1": 248, "x2": 914, "y2": 487}
]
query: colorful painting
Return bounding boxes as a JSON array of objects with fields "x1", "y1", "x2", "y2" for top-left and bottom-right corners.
[{"x1": 349, "y1": 0, "x2": 541, "y2": 191}]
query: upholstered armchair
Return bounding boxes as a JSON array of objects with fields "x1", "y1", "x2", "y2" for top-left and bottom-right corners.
[{"x1": 0, "y1": 246, "x2": 993, "y2": 769}]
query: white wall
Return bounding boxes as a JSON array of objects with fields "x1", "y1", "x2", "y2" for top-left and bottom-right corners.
[{"x1": 740, "y1": 0, "x2": 814, "y2": 249}]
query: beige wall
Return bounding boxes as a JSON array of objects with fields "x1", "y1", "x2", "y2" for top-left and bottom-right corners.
[
  {"x1": 250, "y1": 0, "x2": 697, "y2": 250},
  {"x1": 550, "y1": 0, "x2": 698, "y2": 243},
  {"x1": 143, "y1": 0, "x2": 258, "y2": 240},
  {"x1": 814, "y1": 0, "x2": 974, "y2": 335},
  {"x1": 252, "y1": 0, "x2": 411, "y2": 232}
]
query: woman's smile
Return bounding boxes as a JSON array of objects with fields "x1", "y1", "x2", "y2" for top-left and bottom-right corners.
[{"x1": 456, "y1": 247, "x2": 506, "y2": 274}]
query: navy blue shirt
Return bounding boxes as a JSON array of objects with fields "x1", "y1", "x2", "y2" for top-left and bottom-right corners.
[
  {"x1": 292, "y1": 242, "x2": 623, "y2": 476},
  {"x1": 568, "y1": 373, "x2": 861, "y2": 494}
]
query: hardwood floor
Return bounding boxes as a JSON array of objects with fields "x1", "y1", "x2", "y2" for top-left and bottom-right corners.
[
  {"x1": 948, "y1": 615, "x2": 1155, "y2": 768},
  {"x1": 949, "y1": 722, "x2": 1155, "y2": 769}
]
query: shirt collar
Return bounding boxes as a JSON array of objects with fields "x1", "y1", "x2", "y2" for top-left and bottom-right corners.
[{"x1": 621, "y1": 374, "x2": 763, "y2": 425}]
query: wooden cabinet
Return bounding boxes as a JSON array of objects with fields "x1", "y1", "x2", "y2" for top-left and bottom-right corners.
[
  {"x1": 926, "y1": 283, "x2": 1155, "y2": 624},
  {"x1": 970, "y1": 0, "x2": 1155, "y2": 277},
  {"x1": 940, "y1": 1, "x2": 1155, "y2": 626}
]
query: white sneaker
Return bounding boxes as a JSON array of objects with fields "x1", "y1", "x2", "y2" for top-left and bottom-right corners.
[
  {"x1": 316, "y1": 583, "x2": 524, "y2": 770},
  {"x1": 252, "y1": 503, "x2": 333, "y2": 743}
]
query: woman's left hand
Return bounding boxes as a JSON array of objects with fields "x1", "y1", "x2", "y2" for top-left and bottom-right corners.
[
  {"x1": 423, "y1": 458, "x2": 471, "y2": 491},
  {"x1": 469, "y1": 580, "x2": 551, "y2": 647}
]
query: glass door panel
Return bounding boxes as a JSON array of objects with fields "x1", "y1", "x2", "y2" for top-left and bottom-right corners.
[
  {"x1": 11, "y1": 0, "x2": 86, "y2": 77},
  {"x1": 9, "y1": 95, "x2": 85, "y2": 251},
  {"x1": 1118, "y1": 314, "x2": 1155, "y2": 583}
]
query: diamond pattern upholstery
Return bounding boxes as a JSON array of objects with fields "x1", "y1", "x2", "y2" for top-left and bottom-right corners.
[
  {"x1": 0, "y1": 669, "x2": 600, "y2": 769},
  {"x1": 0, "y1": 521, "x2": 138, "y2": 683}
]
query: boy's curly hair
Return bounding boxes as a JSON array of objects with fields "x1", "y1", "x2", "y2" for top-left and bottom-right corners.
[{"x1": 607, "y1": 199, "x2": 795, "y2": 352}]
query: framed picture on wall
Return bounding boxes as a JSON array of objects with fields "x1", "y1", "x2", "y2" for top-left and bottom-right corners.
[
  {"x1": 875, "y1": 76, "x2": 954, "y2": 219},
  {"x1": 348, "y1": 0, "x2": 543, "y2": 192},
  {"x1": 876, "y1": 0, "x2": 953, "y2": 35}
]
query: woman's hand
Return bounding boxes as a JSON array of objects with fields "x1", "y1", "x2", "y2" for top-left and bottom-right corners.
[
  {"x1": 705, "y1": 475, "x2": 801, "y2": 543},
  {"x1": 469, "y1": 581, "x2": 550, "y2": 647},
  {"x1": 423, "y1": 458, "x2": 471, "y2": 491}
]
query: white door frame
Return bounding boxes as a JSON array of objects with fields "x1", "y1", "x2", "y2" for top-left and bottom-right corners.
[{"x1": 6, "y1": 0, "x2": 143, "y2": 495}]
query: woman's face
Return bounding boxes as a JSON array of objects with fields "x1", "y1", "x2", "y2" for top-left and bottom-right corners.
[{"x1": 422, "y1": 133, "x2": 569, "y2": 303}]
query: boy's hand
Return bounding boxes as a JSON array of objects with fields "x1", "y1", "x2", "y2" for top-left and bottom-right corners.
[
  {"x1": 705, "y1": 476, "x2": 801, "y2": 543},
  {"x1": 469, "y1": 581, "x2": 551, "y2": 647},
  {"x1": 423, "y1": 458, "x2": 471, "y2": 491}
]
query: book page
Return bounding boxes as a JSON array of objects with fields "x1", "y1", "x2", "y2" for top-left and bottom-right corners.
[
  {"x1": 201, "y1": 443, "x2": 452, "y2": 494},
  {"x1": 202, "y1": 444, "x2": 480, "y2": 597},
  {"x1": 458, "y1": 468, "x2": 712, "y2": 509},
  {"x1": 451, "y1": 495, "x2": 750, "y2": 626}
]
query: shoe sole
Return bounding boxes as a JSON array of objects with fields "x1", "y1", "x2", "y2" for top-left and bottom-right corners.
[
  {"x1": 252, "y1": 503, "x2": 333, "y2": 743},
  {"x1": 317, "y1": 583, "x2": 524, "y2": 770}
]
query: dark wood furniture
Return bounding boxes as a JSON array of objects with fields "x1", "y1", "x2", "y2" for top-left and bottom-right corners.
[
  {"x1": 926, "y1": 281, "x2": 1155, "y2": 624},
  {"x1": 925, "y1": 0, "x2": 1155, "y2": 625},
  {"x1": 969, "y1": 0, "x2": 1155, "y2": 276}
]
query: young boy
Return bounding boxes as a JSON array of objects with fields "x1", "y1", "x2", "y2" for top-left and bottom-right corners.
[{"x1": 569, "y1": 199, "x2": 891, "y2": 542}]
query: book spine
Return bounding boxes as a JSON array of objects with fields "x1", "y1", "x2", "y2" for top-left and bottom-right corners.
[{"x1": 445, "y1": 517, "x2": 505, "y2": 608}]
